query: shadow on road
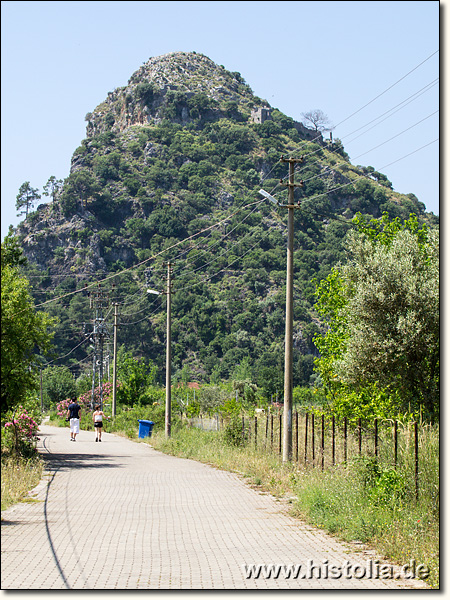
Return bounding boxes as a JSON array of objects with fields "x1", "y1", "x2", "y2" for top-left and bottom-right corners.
[{"x1": 42, "y1": 453, "x2": 125, "y2": 471}]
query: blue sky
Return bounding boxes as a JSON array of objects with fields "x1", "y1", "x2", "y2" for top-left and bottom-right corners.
[{"x1": 1, "y1": 1, "x2": 440, "y2": 239}]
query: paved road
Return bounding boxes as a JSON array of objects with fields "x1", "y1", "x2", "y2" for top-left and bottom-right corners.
[{"x1": 1, "y1": 424, "x2": 427, "y2": 590}]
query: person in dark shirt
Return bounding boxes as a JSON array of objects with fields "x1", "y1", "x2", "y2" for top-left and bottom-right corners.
[{"x1": 67, "y1": 397, "x2": 81, "y2": 441}]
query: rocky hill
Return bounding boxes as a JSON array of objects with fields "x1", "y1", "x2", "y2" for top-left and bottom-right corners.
[{"x1": 15, "y1": 51, "x2": 438, "y2": 392}]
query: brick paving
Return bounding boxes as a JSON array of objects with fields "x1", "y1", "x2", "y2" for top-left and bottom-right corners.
[{"x1": 1, "y1": 424, "x2": 428, "y2": 590}]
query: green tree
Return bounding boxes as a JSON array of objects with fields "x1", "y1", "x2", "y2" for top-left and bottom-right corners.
[
  {"x1": 1, "y1": 231, "x2": 27, "y2": 269},
  {"x1": 116, "y1": 347, "x2": 157, "y2": 406},
  {"x1": 1, "y1": 238, "x2": 56, "y2": 414},
  {"x1": 43, "y1": 176, "x2": 63, "y2": 204},
  {"x1": 41, "y1": 365, "x2": 76, "y2": 408},
  {"x1": 314, "y1": 213, "x2": 439, "y2": 420},
  {"x1": 16, "y1": 182, "x2": 41, "y2": 217},
  {"x1": 60, "y1": 169, "x2": 99, "y2": 214}
]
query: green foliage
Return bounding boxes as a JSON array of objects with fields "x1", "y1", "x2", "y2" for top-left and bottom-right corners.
[
  {"x1": 1, "y1": 240, "x2": 56, "y2": 415},
  {"x1": 219, "y1": 397, "x2": 243, "y2": 418},
  {"x1": 116, "y1": 346, "x2": 157, "y2": 406},
  {"x1": 41, "y1": 366, "x2": 77, "y2": 409},
  {"x1": 224, "y1": 415, "x2": 248, "y2": 447},
  {"x1": 1, "y1": 232, "x2": 27, "y2": 269},
  {"x1": 232, "y1": 379, "x2": 258, "y2": 407},
  {"x1": 314, "y1": 213, "x2": 439, "y2": 420},
  {"x1": 135, "y1": 82, "x2": 155, "y2": 106},
  {"x1": 43, "y1": 176, "x2": 63, "y2": 203},
  {"x1": 357, "y1": 457, "x2": 406, "y2": 505},
  {"x1": 2, "y1": 396, "x2": 42, "y2": 457},
  {"x1": 293, "y1": 386, "x2": 326, "y2": 408},
  {"x1": 16, "y1": 182, "x2": 41, "y2": 218},
  {"x1": 330, "y1": 383, "x2": 404, "y2": 424},
  {"x1": 60, "y1": 169, "x2": 99, "y2": 214}
]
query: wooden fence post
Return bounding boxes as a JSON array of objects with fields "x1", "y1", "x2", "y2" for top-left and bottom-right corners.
[
  {"x1": 279, "y1": 413, "x2": 282, "y2": 455},
  {"x1": 332, "y1": 415, "x2": 335, "y2": 466},
  {"x1": 344, "y1": 417, "x2": 347, "y2": 463},
  {"x1": 321, "y1": 414, "x2": 325, "y2": 470},
  {"x1": 358, "y1": 417, "x2": 362, "y2": 455},
  {"x1": 415, "y1": 421, "x2": 419, "y2": 501},
  {"x1": 295, "y1": 412, "x2": 299, "y2": 462},
  {"x1": 374, "y1": 418, "x2": 378, "y2": 458},
  {"x1": 311, "y1": 414, "x2": 315, "y2": 464},
  {"x1": 254, "y1": 415, "x2": 257, "y2": 449},
  {"x1": 304, "y1": 413, "x2": 308, "y2": 464},
  {"x1": 394, "y1": 420, "x2": 398, "y2": 467}
]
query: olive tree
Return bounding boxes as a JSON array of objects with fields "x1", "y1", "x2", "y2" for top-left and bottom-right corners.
[{"x1": 314, "y1": 214, "x2": 439, "y2": 420}]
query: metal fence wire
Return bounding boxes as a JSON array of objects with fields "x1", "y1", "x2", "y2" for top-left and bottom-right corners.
[{"x1": 185, "y1": 410, "x2": 438, "y2": 502}]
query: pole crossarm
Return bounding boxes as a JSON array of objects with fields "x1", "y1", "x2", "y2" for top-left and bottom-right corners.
[{"x1": 280, "y1": 155, "x2": 304, "y2": 163}]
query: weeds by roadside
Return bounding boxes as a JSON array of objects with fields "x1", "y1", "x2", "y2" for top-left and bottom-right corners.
[{"x1": 1, "y1": 454, "x2": 43, "y2": 511}]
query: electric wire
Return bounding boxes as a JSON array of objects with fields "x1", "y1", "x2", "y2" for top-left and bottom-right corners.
[
  {"x1": 350, "y1": 110, "x2": 438, "y2": 161},
  {"x1": 119, "y1": 290, "x2": 161, "y2": 319},
  {"x1": 120, "y1": 301, "x2": 163, "y2": 327},
  {"x1": 335, "y1": 49, "x2": 438, "y2": 129},
  {"x1": 174, "y1": 236, "x2": 264, "y2": 294},
  {"x1": 342, "y1": 78, "x2": 438, "y2": 144},
  {"x1": 42, "y1": 337, "x2": 89, "y2": 366},
  {"x1": 173, "y1": 199, "x2": 264, "y2": 277},
  {"x1": 270, "y1": 101, "x2": 438, "y2": 202},
  {"x1": 267, "y1": 50, "x2": 438, "y2": 194},
  {"x1": 300, "y1": 138, "x2": 439, "y2": 205}
]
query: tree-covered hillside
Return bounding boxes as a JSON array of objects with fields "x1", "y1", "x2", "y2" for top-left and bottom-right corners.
[{"x1": 14, "y1": 52, "x2": 438, "y2": 396}]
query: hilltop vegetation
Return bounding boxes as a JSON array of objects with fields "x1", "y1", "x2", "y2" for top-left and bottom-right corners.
[{"x1": 12, "y1": 52, "x2": 438, "y2": 397}]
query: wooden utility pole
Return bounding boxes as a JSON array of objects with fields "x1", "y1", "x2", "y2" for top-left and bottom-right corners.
[
  {"x1": 112, "y1": 303, "x2": 118, "y2": 417},
  {"x1": 280, "y1": 156, "x2": 304, "y2": 462},
  {"x1": 165, "y1": 262, "x2": 173, "y2": 438}
]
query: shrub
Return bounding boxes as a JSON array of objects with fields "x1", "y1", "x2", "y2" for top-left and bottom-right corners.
[
  {"x1": 224, "y1": 416, "x2": 247, "y2": 447},
  {"x1": 2, "y1": 406, "x2": 40, "y2": 457}
]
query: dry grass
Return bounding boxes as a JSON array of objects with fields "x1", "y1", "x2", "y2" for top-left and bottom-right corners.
[{"x1": 1, "y1": 455, "x2": 43, "y2": 511}]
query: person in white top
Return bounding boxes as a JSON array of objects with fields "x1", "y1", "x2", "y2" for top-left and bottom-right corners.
[{"x1": 92, "y1": 405, "x2": 106, "y2": 442}]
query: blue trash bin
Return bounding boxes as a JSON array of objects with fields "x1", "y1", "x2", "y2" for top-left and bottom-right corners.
[{"x1": 138, "y1": 420, "x2": 154, "y2": 439}]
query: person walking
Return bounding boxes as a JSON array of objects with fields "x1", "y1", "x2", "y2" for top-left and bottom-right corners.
[
  {"x1": 67, "y1": 396, "x2": 81, "y2": 442},
  {"x1": 93, "y1": 405, "x2": 106, "y2": 442}
]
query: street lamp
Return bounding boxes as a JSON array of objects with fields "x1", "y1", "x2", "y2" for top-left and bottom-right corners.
[{"x1": 259, "y1": 189, "x2": 280, "y2": 206}]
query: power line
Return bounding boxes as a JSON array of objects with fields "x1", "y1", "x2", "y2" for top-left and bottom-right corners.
[
  {"x1": 334, "y1": 49, "x2": 438, "y2": 129},
  {"x1": 350, "y1": 110, "x2": 438, "y2": 161},
  {"x1": 301, "y1": 138, "x2": 439, "y2": 204},
  {"x1": 342, "y1": 78, "x2": 438, "y2": 144}
]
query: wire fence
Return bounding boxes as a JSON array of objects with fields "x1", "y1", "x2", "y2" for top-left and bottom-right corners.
[{"x1": 184, "y1": 410, "x2": 439, "y2": 502}]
